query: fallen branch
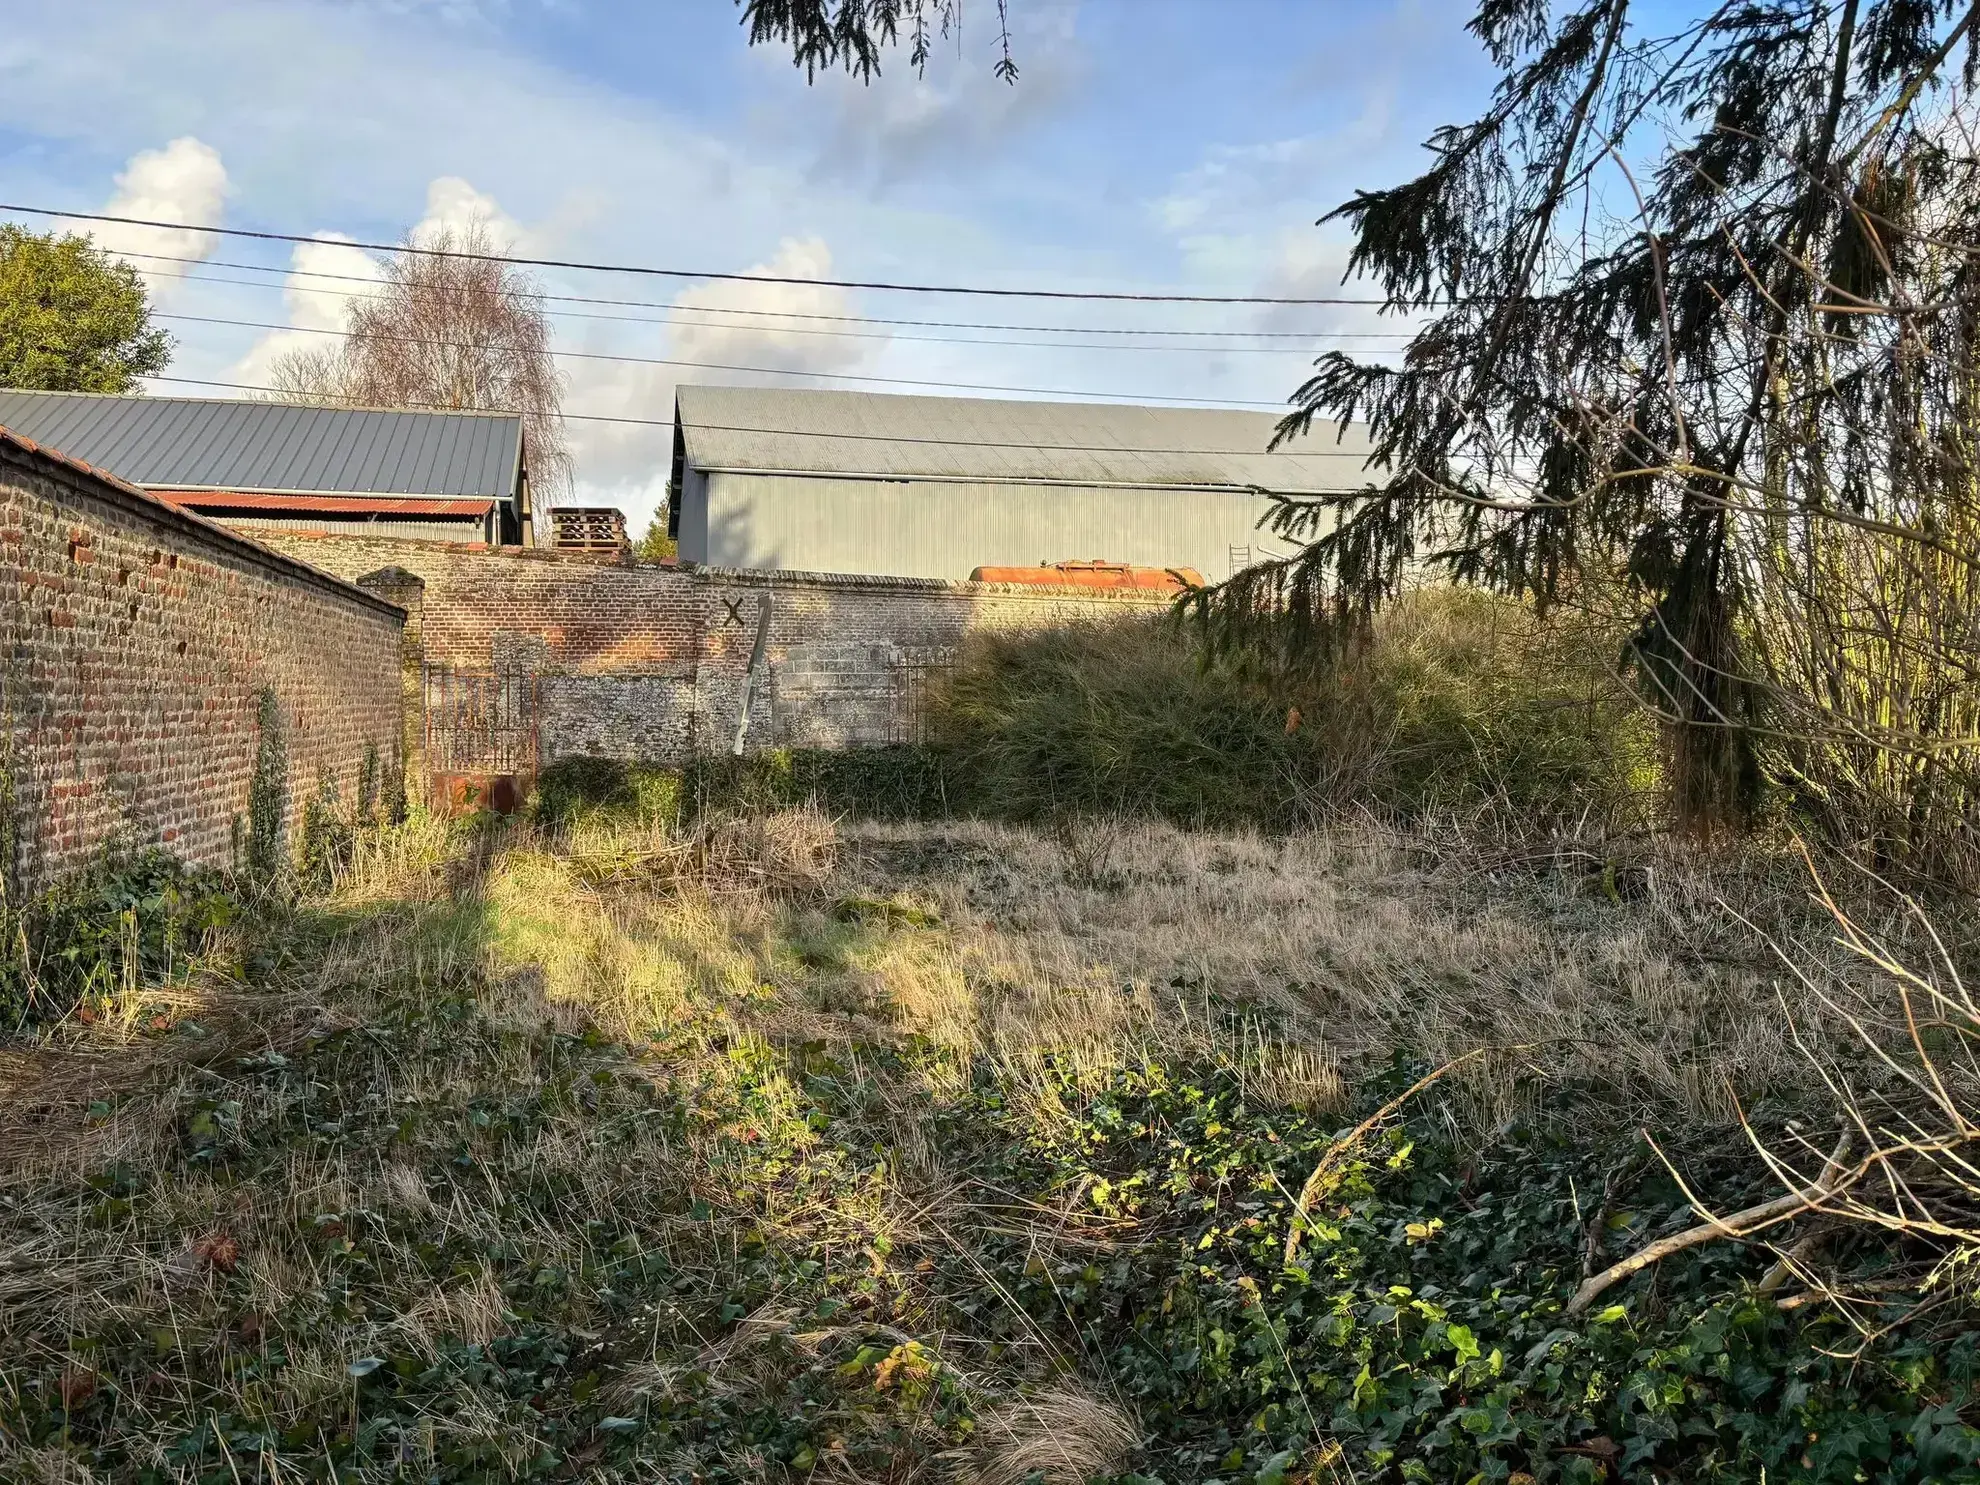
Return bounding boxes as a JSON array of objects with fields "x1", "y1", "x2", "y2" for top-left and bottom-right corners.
[{"x1": 1567, "y1": 1128, "x2": 1853, "y2": 1315}]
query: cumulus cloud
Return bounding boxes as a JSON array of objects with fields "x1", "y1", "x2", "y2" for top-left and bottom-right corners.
[
  {"x1": 668, "y1": 236, "x2": 879, "y2": 377},
  {"x1": 230, "y1": 233, "x2": 384, "y2": 387},
  {"x1": 229, "y1": 174, "x2": 544, "y2": 395},
  {"x1": 557, "y1": 236, "x2": 884, "y2": 532},
  {"x1": 412, "y1": 175, "x2": 529, "y2": 249},
  {"x1": 91, "y1": 136, "x2": 230, "y2": 299}
]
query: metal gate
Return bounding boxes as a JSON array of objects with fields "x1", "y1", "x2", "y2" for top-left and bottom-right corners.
[
  {"x1": 888, "y1": 651, "x2": 953, "y2": 745},
  {"x1": 423, "y1": 665, "x2": 540, "y2": 774}
]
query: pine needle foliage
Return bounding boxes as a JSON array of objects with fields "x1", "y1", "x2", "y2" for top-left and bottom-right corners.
[
  {"x1": 1185, "y1": 2, "x2": 1980, "y2": 853},
  {"x1": 739, "y1": 0, "x2": 1018, "y2": 80}
]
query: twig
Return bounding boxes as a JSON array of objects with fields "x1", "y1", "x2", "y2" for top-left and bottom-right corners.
[
  {"x1": 1567, "y1": 1127, "x2": 1853, "y2": 1315},
  {"x1": 1284, "y1": 1049, "x2": 1489, "y2": 1265}
]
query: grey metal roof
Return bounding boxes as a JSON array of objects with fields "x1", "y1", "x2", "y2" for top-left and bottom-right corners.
[
  {"x1": 675, "y1": 385, "x2": 1373, "y2": 493},
  {"x1": 0, "y1": 390, "x2": 523, "y2": 499}
]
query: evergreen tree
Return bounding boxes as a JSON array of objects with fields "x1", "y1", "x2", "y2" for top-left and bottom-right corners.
[
  {"x1": 0, "y1": 226, "x2": 170, "y2": 393},
  {"x1": 1182, "y1": 1, "x2": 1980, "y2": 837},
  {"x1": 737, "y1": 0, "x2": 1016, "y2": 79}
]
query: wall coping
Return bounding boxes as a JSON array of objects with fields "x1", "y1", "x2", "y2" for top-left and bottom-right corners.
[
  {"x1": 248, "y1": 529, "x2": 1178, "y2": 605},
  {"x1": 0, "y1": 428, "x2": 408, "y2": 622}
]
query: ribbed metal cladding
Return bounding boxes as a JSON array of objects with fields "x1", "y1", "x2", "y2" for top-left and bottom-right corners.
[
  {"x1": 218, "y1": 514, "x2": 489, "y2": 544},
  {"x1": 674, "y1": 385, "x2": 1376, "y2": 493},
  {"x1": 0, "y1": 390, "x2": 523, "y2": 499}
]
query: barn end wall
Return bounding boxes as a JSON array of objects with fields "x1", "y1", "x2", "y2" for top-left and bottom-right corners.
[
  {"x1": 249, "y1": 532, "x2": 1174, "y2": 766},
  {"x1": 696, "y1": 471, "x2": 1286, "y2": 583},
  {"x1": 0, "y1": 436, "x2": 405, "y2": 896}
]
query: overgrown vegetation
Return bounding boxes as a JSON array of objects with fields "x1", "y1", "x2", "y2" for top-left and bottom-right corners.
[
  {"x1": 244, "y1": 687, "x2": 288, "y2": 882},
  {"x1": 533, "y1": 746, "x2": 949, "y2": 832},
  {"x1": 3, "y1": 805, "x2": 1972, "y2": 1482},
  {"x1": 926, "y1": 592, "x2": 1657, "y2": 832},
  {"x1": 0, "y1": 850, "x2": 236, "y2": 1035}
]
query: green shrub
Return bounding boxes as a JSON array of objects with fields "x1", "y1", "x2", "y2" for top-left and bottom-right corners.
[
  {"x1": 1343, "y1": 587, "x2": 1661, "y2": 825},
  {"x1": 928, "y1": 618, "x2": 1315, "y2": 829},
  {"x1": 533, "y1": 749, "x2": 947, "y2": 829},
  {"x1": 533, "y1": 756, "x2": 689, "y2": 829},
  {"x1": 0, "y1": 849, "x2": 237, "y2": 1033},
  {"x1": 925, "y1": 593, "x2": 1660, "y2": 831}
]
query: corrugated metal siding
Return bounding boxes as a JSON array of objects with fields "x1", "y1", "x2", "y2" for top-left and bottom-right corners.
[
  {"x1": 217, "y1": 514, "x2": 489, "y2": 544},
  {"x1": 701, "y1": 472, "x2": 1302, "y2": 582},
  {"x1": 0, "y1": 391, "x2": 523, "y2": 498},
  {"x1": 675, "y1": 385, "x2": 1373, "y2": 493}
]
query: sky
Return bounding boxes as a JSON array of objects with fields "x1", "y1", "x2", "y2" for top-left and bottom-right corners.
[{"x1": 0, "y1": 0, "x2": 1499, "y2": 529}]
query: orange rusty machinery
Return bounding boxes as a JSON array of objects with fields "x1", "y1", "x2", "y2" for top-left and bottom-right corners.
[{"x1": 968, "y1": 559, "x2": 1205, "y2": 593}]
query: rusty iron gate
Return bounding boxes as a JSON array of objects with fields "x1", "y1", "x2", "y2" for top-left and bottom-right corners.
[
  {"x1": 887, "y1": 652, "x2": 953, "y2": 745},
  {"x1": 423, "y1": 665, "x2": 540, "y2": 775}
]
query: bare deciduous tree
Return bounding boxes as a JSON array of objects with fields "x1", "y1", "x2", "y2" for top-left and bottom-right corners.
[{"x1": 270, "y1": 223, "x2": 573, "y2": 501}]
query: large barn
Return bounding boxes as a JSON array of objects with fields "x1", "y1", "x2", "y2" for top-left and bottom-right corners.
[
  {"x1": 667, "y1": 385, "x2": 1374, "y2": 582},
  {"x1": 0, "y1": 390, "x2": 534, "y2": 546}
]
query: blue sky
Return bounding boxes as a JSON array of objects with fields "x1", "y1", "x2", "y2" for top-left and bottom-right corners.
[{"x1": 0, "y1": 0, "x2": 1498, "y2": 523}]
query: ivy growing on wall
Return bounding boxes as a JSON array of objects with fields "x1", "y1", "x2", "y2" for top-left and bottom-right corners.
[{"x1": 245, "y1": 686, "x2": 288, "y2": 881}]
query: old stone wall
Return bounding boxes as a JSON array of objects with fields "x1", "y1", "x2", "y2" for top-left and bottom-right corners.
[
  {"x1": 0, "y1": 434, "x2": 405, "y2": 895},
  {"x1": 251, "y1": 532, "x2": 1171, "y2": 766}
]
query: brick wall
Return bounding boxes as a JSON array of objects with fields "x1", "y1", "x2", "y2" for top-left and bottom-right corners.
[
  {"x1": 251, "y1": 533, "x2": 1170, "y2": 766},
  {"x1": 0, "y1": 434, "x2": 405, "y2": 895}
]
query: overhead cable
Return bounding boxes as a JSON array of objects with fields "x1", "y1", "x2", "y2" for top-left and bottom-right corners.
[{"x1": 1, "y1": 200, "x2": 1405, "y2": 305}]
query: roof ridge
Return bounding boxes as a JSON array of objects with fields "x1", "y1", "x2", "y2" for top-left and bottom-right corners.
[{"x1": 0, "y1": 387, "x2": 522, "y2": 420}]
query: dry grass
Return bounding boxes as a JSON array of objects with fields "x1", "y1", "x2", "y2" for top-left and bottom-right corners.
[
  {"x1": 829, "y1": 815, "x2": 1875, "y2": 1131},
  {"x1": 0, "y1": 804, "x2": 1951, "y2": 1479}
]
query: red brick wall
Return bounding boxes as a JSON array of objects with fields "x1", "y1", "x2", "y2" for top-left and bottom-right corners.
[
  {"x1": 253, "y1": 532, "x2": 1172, "y2": 764},
  {"x1": 1, "y1": 438, "x2": 405, "y2": 895}
]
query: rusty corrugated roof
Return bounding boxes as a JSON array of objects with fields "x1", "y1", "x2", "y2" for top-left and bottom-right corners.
[{"x1": 171, "y1": 491, "x2": 496, "y2": 517}]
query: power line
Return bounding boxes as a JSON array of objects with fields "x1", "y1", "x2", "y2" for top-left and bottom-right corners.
[
  {"x1": 141, "y1": 375, "x2": 1370, "y2": 458},
  {"x1": 157, "y1": 314, "x2": 1298, "y2": 406},
  {"x1": 147, "y1": 273, "x2": 1410, "y2": 349},
  {"x1": 117, "y1": 247, "x2": 1416, "y2": 339},
  {"x1": 150, "y1": 361, "x2": 1288, "y2": 409},
  {"x1": 155, "y1": 306, "x2": 1358, "y2": 358},
  {"x1": 2, "y1": 200, "x2": 1403, "y2": 306}
]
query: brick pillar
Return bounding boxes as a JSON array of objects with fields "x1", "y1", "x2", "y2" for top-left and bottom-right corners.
[{"x1": 356, "y1": 566, "x2": 427, "y2": 813}]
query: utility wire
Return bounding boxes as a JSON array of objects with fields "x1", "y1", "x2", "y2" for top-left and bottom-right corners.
[
  {"x1": 117, "y1": 248, "x2": 1415, "y2": 338},
  {"x1": 143, "y1": 273, "x2": 1412, "y2": 348},
  {"x1": 2, "y1": 201, "x2": 1403, "y2": 305},
  {"x1": 149, "y1": 364, "x2": 1289, "y2": 410},
  {"x1": 141, "y1": 375, "x2": 1370, "y2": 457},
  {"x1": 156, "y1": 307, "x2": 1360, "y2": 357}
]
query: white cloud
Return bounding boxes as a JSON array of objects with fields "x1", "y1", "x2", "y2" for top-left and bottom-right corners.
[
  {"x1": 230, "y1": 233, "x2": 384, "y2": 387},
  {"x1": 559, "y1": 236, "x2": 883, "y2": 533},
  {"x1": 412, "y1": 175, "x2": 529, "y2": 249},
  {"x1": 88, "y1": 136, "x2": 229, "y2": 299},
  {"x1": 669, "y1": 236, "x2": 879, "y2": 377}
]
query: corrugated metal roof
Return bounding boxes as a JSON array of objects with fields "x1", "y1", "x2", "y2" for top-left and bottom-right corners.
[
  {"x1": 0, "y1": 390, "x2": 523, "y2": 499},
  {"x1": 172, "y1": 491, "x2": 496, "y2": 517},
  {"x1": 675, "y1": 386, "x2": 1373, "y2": 492}
]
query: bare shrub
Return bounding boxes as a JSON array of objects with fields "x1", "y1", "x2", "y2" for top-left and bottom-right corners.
[{"x1": 269, "y1": 221, "x2": 572, "y2": 500}]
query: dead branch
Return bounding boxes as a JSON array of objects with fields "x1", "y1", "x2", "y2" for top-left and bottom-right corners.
[{"x1": 1567, "y1": 1127, "x2": 1853, "y2": 1315}]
